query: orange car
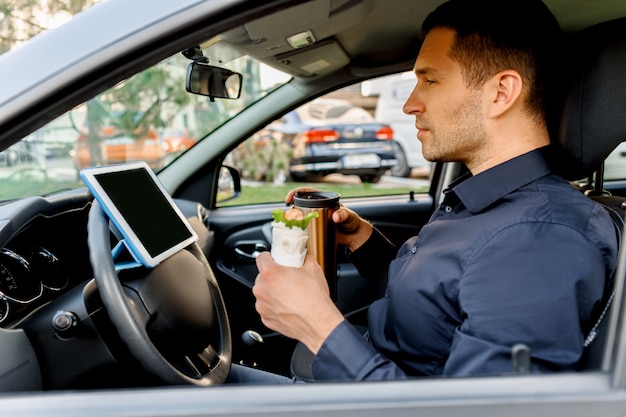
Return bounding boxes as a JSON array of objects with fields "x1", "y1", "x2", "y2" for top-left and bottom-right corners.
[
  {"x1": 162, "y1": 127, "x2": 197, "y2": 153},
  {"x1": 70, "y1": 126, "x2": 167, "y2": 170}
]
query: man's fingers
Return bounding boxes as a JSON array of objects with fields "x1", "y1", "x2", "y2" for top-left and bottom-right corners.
[
  {"x1": 332, "y1": 207, "x2": 349, "y2": 224},
  {"x1": 255, "y1": 251, "x2": 274, "y2": 270}
]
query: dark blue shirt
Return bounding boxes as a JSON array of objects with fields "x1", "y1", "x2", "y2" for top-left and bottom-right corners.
[{"x1": 312, "y1": 148, "x2": 618, "y2": 381}]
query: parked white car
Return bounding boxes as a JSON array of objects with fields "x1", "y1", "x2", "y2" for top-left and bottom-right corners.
[
  {"x1": 366, "y1": 72, "x2": 431, "y2": 177},
  {"x1": 604, "y1": 142, "x2": 626, "y2": 181}
]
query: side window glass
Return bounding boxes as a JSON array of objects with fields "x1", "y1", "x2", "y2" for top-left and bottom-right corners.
[
  {"x1": 219, "y1": 74, "x2": 433, "y2": 206},
  {"x1": 604, "y1": 142, "x2": 626, "y2": 181}
]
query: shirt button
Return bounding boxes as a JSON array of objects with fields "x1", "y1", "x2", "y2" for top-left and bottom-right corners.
[
  {"x1": 384, "y1": 289, "x2": 390, "y2": 298},
  {"x1": 411, "y1": 246, "x2": 417, "y2": 254},
  {"x1": 444, "y1": 205, "x2": 452, "y2": 213}
]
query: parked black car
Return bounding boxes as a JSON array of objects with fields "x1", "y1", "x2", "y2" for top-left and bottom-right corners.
[{"x1": 240, "y1": 98, "x2": 396, "y2": 183}]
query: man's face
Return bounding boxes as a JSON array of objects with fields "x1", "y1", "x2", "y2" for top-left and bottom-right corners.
[{"x1": 403, "y1": 27, "x2": 487, "y2": 167}]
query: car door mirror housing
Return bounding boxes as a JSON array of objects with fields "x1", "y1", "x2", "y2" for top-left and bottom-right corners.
[
  {"x1": 216, "y1": 165, "x2": 242, "y2": 203},
  {"x1": 186, "y1": 61, "x2": 243, "y2": 99}
]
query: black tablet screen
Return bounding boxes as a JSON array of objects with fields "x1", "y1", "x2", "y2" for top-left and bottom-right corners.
[{"x1": 95, "y1": 168, "x2": 194, "y2": 257}]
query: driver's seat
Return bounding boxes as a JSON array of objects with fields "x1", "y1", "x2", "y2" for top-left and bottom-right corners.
[{"x1": 555, "y1": 17, "x2": 626, "y2": 370}]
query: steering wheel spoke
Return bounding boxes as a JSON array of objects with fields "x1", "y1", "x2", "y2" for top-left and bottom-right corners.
[{"x1": 183, "y1": 346, "x2": 220, "y2": 378}]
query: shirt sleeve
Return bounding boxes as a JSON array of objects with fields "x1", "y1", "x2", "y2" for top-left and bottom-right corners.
[
  {"x1": 442, "y1": 220, "x2": 609, "y2": 376},
  {"x1": 347, "y1": 227, "x2": 397, "y2": 298},
  {"x1": 311, "y1": 320, "x2": 409, "y2": 381}
]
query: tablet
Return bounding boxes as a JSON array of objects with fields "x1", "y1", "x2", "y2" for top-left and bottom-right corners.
[{"x1": 80, "y1": 162, "x2": 198, "y2": 268}]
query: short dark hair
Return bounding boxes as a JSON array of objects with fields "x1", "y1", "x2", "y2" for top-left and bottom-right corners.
[{"x1": 421, "y1": 0, "x2": 562, "y2": 124}]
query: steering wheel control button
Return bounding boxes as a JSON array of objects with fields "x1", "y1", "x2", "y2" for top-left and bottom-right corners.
[{"x1": 52, "y1": 311, "x2": 77, "y2": 334}]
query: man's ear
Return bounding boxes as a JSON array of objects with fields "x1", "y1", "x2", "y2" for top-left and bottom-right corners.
[{"x1": 486, "y1": 70, "x2": 523, "y2": 118}]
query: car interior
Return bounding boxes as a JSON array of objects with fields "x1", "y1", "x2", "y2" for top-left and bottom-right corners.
[{"x1": 1, "y1": 0, "x2": 626, "y2": 401}]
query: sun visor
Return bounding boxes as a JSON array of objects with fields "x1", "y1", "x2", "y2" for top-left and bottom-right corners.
[
  {"x1": 220, "y1": 0, "x2": 368, "y2": 61},
  {"x1": 273, "y1": 40, "x2": 349, "y2": 77},
  {"x1": 244, "y1": 0, "x2": 330, "y2": 40}
]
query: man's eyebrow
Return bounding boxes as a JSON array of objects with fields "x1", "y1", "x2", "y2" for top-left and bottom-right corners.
[{"x1": 415, "y1": 67, "x2": 440, "y2": 76}]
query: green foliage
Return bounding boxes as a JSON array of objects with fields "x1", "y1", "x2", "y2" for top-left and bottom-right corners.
[
  {"x1": 101, "y1": 58, "x2": 192, "y2": 139},
  {"x1": 231, "y1": 132, "x2": 293, "y2": 182},
  {"x1": 219, "y1": 182, "x2": 424, "y2": 207},
  {"x1": 0, "y1": 0, "x2": 102, "y2": 54},
  {"x1": 1, "y1": 1, "x2": 191, "y2": 146},
  {"x1": 0, "y1": 167, "x2": 82, "y2": 199}
]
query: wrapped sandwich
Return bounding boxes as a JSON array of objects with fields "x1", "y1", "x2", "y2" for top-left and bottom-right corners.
[{"x1": 270, "y1": 207, "x2": 318, "y2": 267}]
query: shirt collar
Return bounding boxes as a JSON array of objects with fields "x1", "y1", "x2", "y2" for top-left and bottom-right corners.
[{"x1": 448, "y1": 146, "x2": 554, "y2": 214}]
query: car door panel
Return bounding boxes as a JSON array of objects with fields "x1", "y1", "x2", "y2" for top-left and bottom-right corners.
[{"x1": 207, "y1": 193, "x2": 434, "y2": 373}]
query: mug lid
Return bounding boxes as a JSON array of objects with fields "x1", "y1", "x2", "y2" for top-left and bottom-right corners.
[{"x1": 293, "y1": 191, "x2": 340, "y2": 208}]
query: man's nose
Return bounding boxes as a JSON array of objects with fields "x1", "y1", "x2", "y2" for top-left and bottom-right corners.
[{"x1": 403, "y1": 85, "x2": 424, "y2": 115}]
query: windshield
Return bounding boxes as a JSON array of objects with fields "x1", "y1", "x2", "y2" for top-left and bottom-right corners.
[{"x1": 0, "y1": 47, "x2": 291, "y2": 201}]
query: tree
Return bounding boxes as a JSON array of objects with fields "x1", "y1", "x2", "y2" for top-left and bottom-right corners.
[
  {"x1": 2, "y1": 1, "x2": 195, "y2": 168},
  {"x1": 0, "y1": 0, "x2": 101, "y2": 54},
  {"x1": 100, "y1": 58, "x2": 191, "y2": 141},
  {"x1": 66, "y1": 56, "x2": 193, "y2": 167},
  {"x1": 1, "y1": 1, "x2": 277, "y2": 174}
]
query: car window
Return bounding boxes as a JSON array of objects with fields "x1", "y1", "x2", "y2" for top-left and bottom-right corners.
[
  {"x1": 219, "y1": 78, "x2": 432, "y2": 207},
  {"x1": 0, "y1": 57, "x2": 432, "y2": 204},
  {"x1": 604, "y1": 142, "x2": 626, "y2": 181},
  {"x1": 0, "y1": 47, "x2": 291, "y2": 200}
]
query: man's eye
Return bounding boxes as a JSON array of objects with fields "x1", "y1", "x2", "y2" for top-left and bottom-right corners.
[{"x1": 425, "y1": 79, "x2": 435, "y2": 85}]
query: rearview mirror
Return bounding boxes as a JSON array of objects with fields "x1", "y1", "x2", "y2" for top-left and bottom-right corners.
[{"x1": 186, "y1": 61, "x2": 242, "y2": 99}]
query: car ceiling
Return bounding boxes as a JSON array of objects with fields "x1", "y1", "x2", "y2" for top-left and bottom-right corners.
[{"x1": 217, "y1": 0, "x2": 626, "y2": 81}]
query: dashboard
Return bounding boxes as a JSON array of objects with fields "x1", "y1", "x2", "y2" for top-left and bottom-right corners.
[
  {"x1": 0, "y1": 190, "x2": 210, "y2": 329},
  {"x1": 0, "y1": 192, "x2": 93, "y2": 328},
  {"x1": 0, "y1": 189, "x2": 213, "y2": 391},
  {"x1": 0, "y1": 247, "x2": 70, "y2": 322}
]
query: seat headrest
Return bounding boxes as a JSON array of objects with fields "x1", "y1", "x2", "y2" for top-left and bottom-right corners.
[{"x1": 557, "y1": 17, "x2": 626, "y2": 180}]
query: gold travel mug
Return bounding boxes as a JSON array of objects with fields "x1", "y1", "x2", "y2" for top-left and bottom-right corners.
[{"x1": 293, "y1": 190, "x2": 340, "y2": 300}]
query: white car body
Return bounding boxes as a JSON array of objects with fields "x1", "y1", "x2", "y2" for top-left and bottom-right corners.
[{"x1": 371, "y1": 72, "x2": 430, "y2": 176}]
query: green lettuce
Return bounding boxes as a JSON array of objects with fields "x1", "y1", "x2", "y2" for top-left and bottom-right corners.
[{"x1": 272, "y1": 208, "x2": 319, "y2": 230}]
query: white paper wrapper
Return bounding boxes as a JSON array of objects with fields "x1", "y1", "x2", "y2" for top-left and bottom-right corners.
[{"x1": 270, "y1": 221, "x2": 309, "y2": 267}]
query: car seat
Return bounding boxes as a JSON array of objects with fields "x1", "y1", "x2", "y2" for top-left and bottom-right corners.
[{"x1": 556, "y1": 17, "x2": 626, "y2": 370}]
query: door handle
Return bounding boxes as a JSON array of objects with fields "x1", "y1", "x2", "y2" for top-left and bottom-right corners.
[{"x1": 234, "y1": 241, "x2": 269, "y2": 259}]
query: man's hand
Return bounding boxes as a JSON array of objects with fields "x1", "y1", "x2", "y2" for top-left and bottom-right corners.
[
  {"x1": 253, "y1": 252, "x2": 344, "y2": 354},
  {"x1": 285, "y1": 188, "x2": 373, "y2": 252}
]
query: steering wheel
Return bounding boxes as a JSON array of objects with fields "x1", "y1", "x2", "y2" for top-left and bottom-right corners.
[{"x1": 87, "y1": 200, "x2": 231, "y2": 385}]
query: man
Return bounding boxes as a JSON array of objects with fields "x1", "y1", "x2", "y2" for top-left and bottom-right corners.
[{"x1": 252, "y1": 0, "x2": 618, "y2": 381}]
